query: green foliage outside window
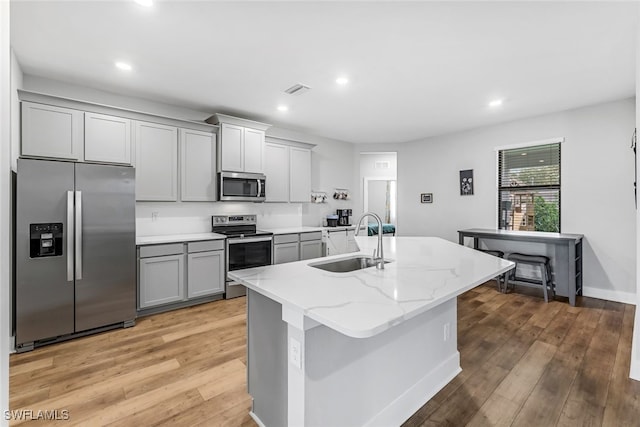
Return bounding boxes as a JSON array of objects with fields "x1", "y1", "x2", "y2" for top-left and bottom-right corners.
[{"x1": 534, "y1": 196, "x2": 559, "y2": 232}]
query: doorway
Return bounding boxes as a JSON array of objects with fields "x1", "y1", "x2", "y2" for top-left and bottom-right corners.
[{"x1": 360, "y1": 152, "x2": 398, "y2": 234}]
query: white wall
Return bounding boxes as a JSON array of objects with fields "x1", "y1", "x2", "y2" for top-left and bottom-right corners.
[
  {"x1": 21, "y1": 76, "x2": 358, "y2": 233},
  {"x1": 1, "y1": 2, "x2": 11, "y2": 423},
  {"x1": 357, "y1": 98, "x2": 636, "y2": 302}
]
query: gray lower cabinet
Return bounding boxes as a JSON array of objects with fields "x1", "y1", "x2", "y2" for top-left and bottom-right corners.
[
  {"x1": 139, "y1": 253, "x2": 185, "y2": 308},
  {"x1": 274, "y1": 233, "x2": 300, "y2": 264},
  {"x1": 138, "y1": 240, "x2": 224, "y2": 311},
  {"x1": 187, "y1": 250, "x2": 225, "y2": 298},
  {"x1": 300, "y1": 240, "x2": 323, "y2": 260},
  {"x1": 273, "y1": 231, "x2": 323, "y2": 264}
]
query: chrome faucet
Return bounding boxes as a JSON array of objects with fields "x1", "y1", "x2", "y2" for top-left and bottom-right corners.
[{"x1": 354, "y1": 212, "x2": 385, "y2": 269}]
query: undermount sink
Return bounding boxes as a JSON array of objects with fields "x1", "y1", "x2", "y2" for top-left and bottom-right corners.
[{"x1": 309, "y1": 255, "x2": 391, "y2": 273}]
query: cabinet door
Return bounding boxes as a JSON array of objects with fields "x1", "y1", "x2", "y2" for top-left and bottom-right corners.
[
  {"x1": 187, "y1": 250, "x2": 225, "y2": 298},
  {"x1": 243, "y1": 127, "x2": 265, "y2": 173},
  {"x1": 274, "y1": 242, "x2": 300, "y2": 264},
  {"x1": 264, "y1": 142, "x2": 289, "y2": 202},
  {"x1": 134, "y1": 121, "x2": 178, "y2": 201},
  {"x1": 300, "y1": 240, "x2": 322, "y2": 260},
  {"x1": 289, "y1": 147, "x2": 311, "y2": 202},
  {"x1": 21, "y1": 102, "x2": 83, "y2": 160},
  {"x1": 220, "y1": 123, "x2": 244, "y2": 172},
  {"x1": 84, "y1": 112, "x2": 132, "y2": 164},
  {"x1": 139, "y1": 254, "x2": 185, "y2": 308},
  {"x1": 180, "y1": 128, "x2": 216, "y2": 201}
]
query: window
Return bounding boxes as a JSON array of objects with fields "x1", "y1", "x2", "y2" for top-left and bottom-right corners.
[{"x1": 498, "y1": 142, "x2": 560, "y2": 232}]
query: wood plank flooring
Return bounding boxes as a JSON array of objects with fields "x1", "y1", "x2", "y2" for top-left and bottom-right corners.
[{"x1": 9, "y1": 283, "x2": 639, "y2": 426}]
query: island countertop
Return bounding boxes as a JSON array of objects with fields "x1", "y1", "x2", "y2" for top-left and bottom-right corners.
[{"x1": 229, "y1": 236, "x2": 514, "y2": 338}]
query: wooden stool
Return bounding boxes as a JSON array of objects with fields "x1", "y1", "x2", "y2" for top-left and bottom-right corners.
[
  {"x1": 505, "y1": 253, "x2": 553, "y2": 302},
  {"x1": 478, "y1": 249, "x2": 506, "y2": 292}
]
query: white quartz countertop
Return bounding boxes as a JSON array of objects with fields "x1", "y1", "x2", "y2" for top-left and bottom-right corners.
[
  {"x1": 229, "y1": 236, "x2": 514, "y2": 339},
  {"x1": 262, "y1": 226, "x2": 325, "y2": 234},
  {"x1": 136, "y1": 232, "x2": 226, "y2": 246}
]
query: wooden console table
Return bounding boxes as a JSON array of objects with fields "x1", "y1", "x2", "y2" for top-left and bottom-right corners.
[{"x1": 458, "y1": 229, "x2": 584, "y2": 306}]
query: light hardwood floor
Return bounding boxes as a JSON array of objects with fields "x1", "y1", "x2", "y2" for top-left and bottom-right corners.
[{"x1": 9, "y1": 283, "x2": 640, "y2": 426}]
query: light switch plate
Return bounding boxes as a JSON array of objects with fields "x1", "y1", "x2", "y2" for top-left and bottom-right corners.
[{"x1": 290, "y1": 337, "x2": 301, "y2": 369}]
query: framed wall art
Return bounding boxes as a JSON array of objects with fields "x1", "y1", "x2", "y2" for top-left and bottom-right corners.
[{"x1": 460, "y1": 169, "x2": 474, "y2": 196}]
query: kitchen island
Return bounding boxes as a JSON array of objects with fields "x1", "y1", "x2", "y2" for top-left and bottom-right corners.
[{"x1": 229, "y1": 236, "x2": 514, "y2": 427}]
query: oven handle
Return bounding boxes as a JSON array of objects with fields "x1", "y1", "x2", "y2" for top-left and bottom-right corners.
[{"x1": 227, "y1": 236, "x2": 273, "y2": 244}]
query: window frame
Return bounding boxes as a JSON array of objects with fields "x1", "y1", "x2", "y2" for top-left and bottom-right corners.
[{"x1": 495, "y1": 137, "x2": 564, "y2": 233}]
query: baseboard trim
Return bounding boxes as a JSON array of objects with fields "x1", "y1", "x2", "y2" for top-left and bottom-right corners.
[
  {"x1": 582, "y1": 286, "x2": 636, "y2": 305},
  {"x1": 364, "y1": 351, "x2": 461, "y2": 427}
]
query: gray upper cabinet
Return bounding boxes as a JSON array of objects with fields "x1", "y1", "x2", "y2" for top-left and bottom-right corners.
[
  {"x1": 289, "y1": 146, "x2": 312, "y2": 202},
  {"x1": 220, "y1": 123, "x2": 244, "y2": 172},
  {"x1": 84, "y1": 112, "x2": 132, "y2": 164},
  {"x1": 21, "y1": 102, "x2": 83, "y2": 161},
  {"x1": 180, "y1": 129, "x2": 216, "y2": 202},
  {"x1": 264, "y1": 137, "x2": 314, "y2": 203},
  {"x1": 243, "y1": 127, "x2": 265, "y2": 173},
  {"x1": 134, "y1": 121, "x2": 179, "y2": 201},
  {"x1": 206, "y1": 113, "x2": 271, "y2": 174},
  {"x1": 265, "y1": 142, "x2": 289, "y2": 202}
]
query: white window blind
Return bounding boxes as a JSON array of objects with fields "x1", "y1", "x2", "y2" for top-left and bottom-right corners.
[{"x1": 498, "y1": 143, "x2": 560, "y2": 232}]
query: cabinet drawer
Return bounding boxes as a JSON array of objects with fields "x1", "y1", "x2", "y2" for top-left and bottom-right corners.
[
  {"x1": 274, "y1": 234, "x2": 299, "y2": 244},
  {"x1": 139, "y1": 243, "x2": 184, "y2": 258},
  {"x1": 299, "y1": 231, "x2": 322, "y2": 242},
  {"x1": 187, "y1": 240, "x2": 225, "y2": 253}
]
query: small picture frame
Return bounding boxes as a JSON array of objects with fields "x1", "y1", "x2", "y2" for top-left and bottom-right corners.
[
  {"x1": 421, "y1": 193, "x2": 433, "y2": 203},
  {"x1": 460, "y1": 169, "x2": 474, "y2": 196}
]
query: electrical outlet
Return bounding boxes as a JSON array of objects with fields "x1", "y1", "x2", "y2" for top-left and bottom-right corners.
[
  {"x1": 443, "y1": 322, "x2": 451, "y2": 341},
  {"x1": 290, "y1": 338, "x2": 301, "y2": 369},
  {"x1": 151, "y1": 212, "x2": 159, "y2": 222}
]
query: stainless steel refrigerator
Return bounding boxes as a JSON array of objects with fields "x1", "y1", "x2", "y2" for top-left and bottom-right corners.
[{"x1": 15, "y1": 158, "x2": 136, "y2": 351}]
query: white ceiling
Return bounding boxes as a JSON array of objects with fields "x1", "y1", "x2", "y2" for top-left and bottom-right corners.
[{"x1": 10, "y1": 1, "x2": 638, "y2": 144}]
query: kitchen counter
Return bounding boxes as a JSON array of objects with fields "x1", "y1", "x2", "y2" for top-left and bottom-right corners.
[
  {"x1": 136, "y1": 232, "x2": 226, "y2": 246},
  {"x1": 231, "y1": 236, "x2": 513, "y2": 338},
  {"x1": 231, "y1": 236, "x2": 514, "y2": 427},
  {"x1": 261, "y1": 226, "x2": 324, "y2": 234}
]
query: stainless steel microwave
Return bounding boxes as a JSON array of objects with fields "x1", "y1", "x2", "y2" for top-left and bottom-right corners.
[{"x1": 218, "y1": 171, "x2": 266, "y2": 202}]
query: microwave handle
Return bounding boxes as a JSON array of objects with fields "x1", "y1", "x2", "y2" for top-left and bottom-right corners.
[{"x1": 257, "y1": 179, "x2": 262, "y2": 197}]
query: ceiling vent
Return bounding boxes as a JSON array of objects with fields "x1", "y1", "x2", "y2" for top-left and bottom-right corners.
[{"x1": 284, "y1": 83, "x2": 311, "y2": 96}]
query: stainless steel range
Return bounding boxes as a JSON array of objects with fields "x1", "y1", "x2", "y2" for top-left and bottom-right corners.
[{"x1": 212, "y1": 214, "x2": 273, "y2": 299}]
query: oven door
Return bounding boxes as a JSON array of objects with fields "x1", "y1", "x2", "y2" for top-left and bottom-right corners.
[
  {"x1": 225, "y1": 236, "x2": 273, "y2": 299},
  {"x1": 219, "y1": 171, "x2": 266, "y2": 202}
]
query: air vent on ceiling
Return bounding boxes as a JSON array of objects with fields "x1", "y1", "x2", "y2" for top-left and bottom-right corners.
[{"x1": 284, "y1": 83, "x2": 311, "y2": 95}]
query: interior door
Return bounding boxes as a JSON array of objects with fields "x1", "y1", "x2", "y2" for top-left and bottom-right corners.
[{"x1": 74, "y1": 163, "x2": 136, "y2": 331}]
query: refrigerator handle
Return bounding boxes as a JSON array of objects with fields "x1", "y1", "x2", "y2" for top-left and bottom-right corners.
[
  {"x1": 75, "y1": 190, "x2": 83, "y2": 280},
  {"x1": 66, "y1": 191, "x2": 74, "y2": 282}
]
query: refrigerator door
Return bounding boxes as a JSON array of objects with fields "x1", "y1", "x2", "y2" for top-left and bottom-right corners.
[
  {"x1": 16, "y1": 159, "x2": 75, "y2": 345},
  {"x1": 74, "y1": 163, "x2": 136, "y2": 331}
]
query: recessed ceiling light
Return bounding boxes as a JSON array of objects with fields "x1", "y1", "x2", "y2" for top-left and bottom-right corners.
[
  {"x1": 539, "y1": 160, "x2": 545, "y2": 163},
  {"x1": 336, "y1": 77, "x2": 349, "y2": 85},
  {"x1": 115, "y1": 61, "x2": 132, "y2": 71},
  {"x1": 277, "y1": 105, "x2": 289, "y2": 112},
  {"x1": 521, "y1": 152, "x2": 527, "y2": 156},
  {"x1": 488, "y1": 99, "x2": 503, "y2": 107},
  {"x1": 134, "y1": 0, "x2": 153, "y2": 7}
]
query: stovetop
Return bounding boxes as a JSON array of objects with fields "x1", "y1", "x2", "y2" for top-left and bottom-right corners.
[{"x1": 211, "y1": 214, "x2": 272, "y2": 238}]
